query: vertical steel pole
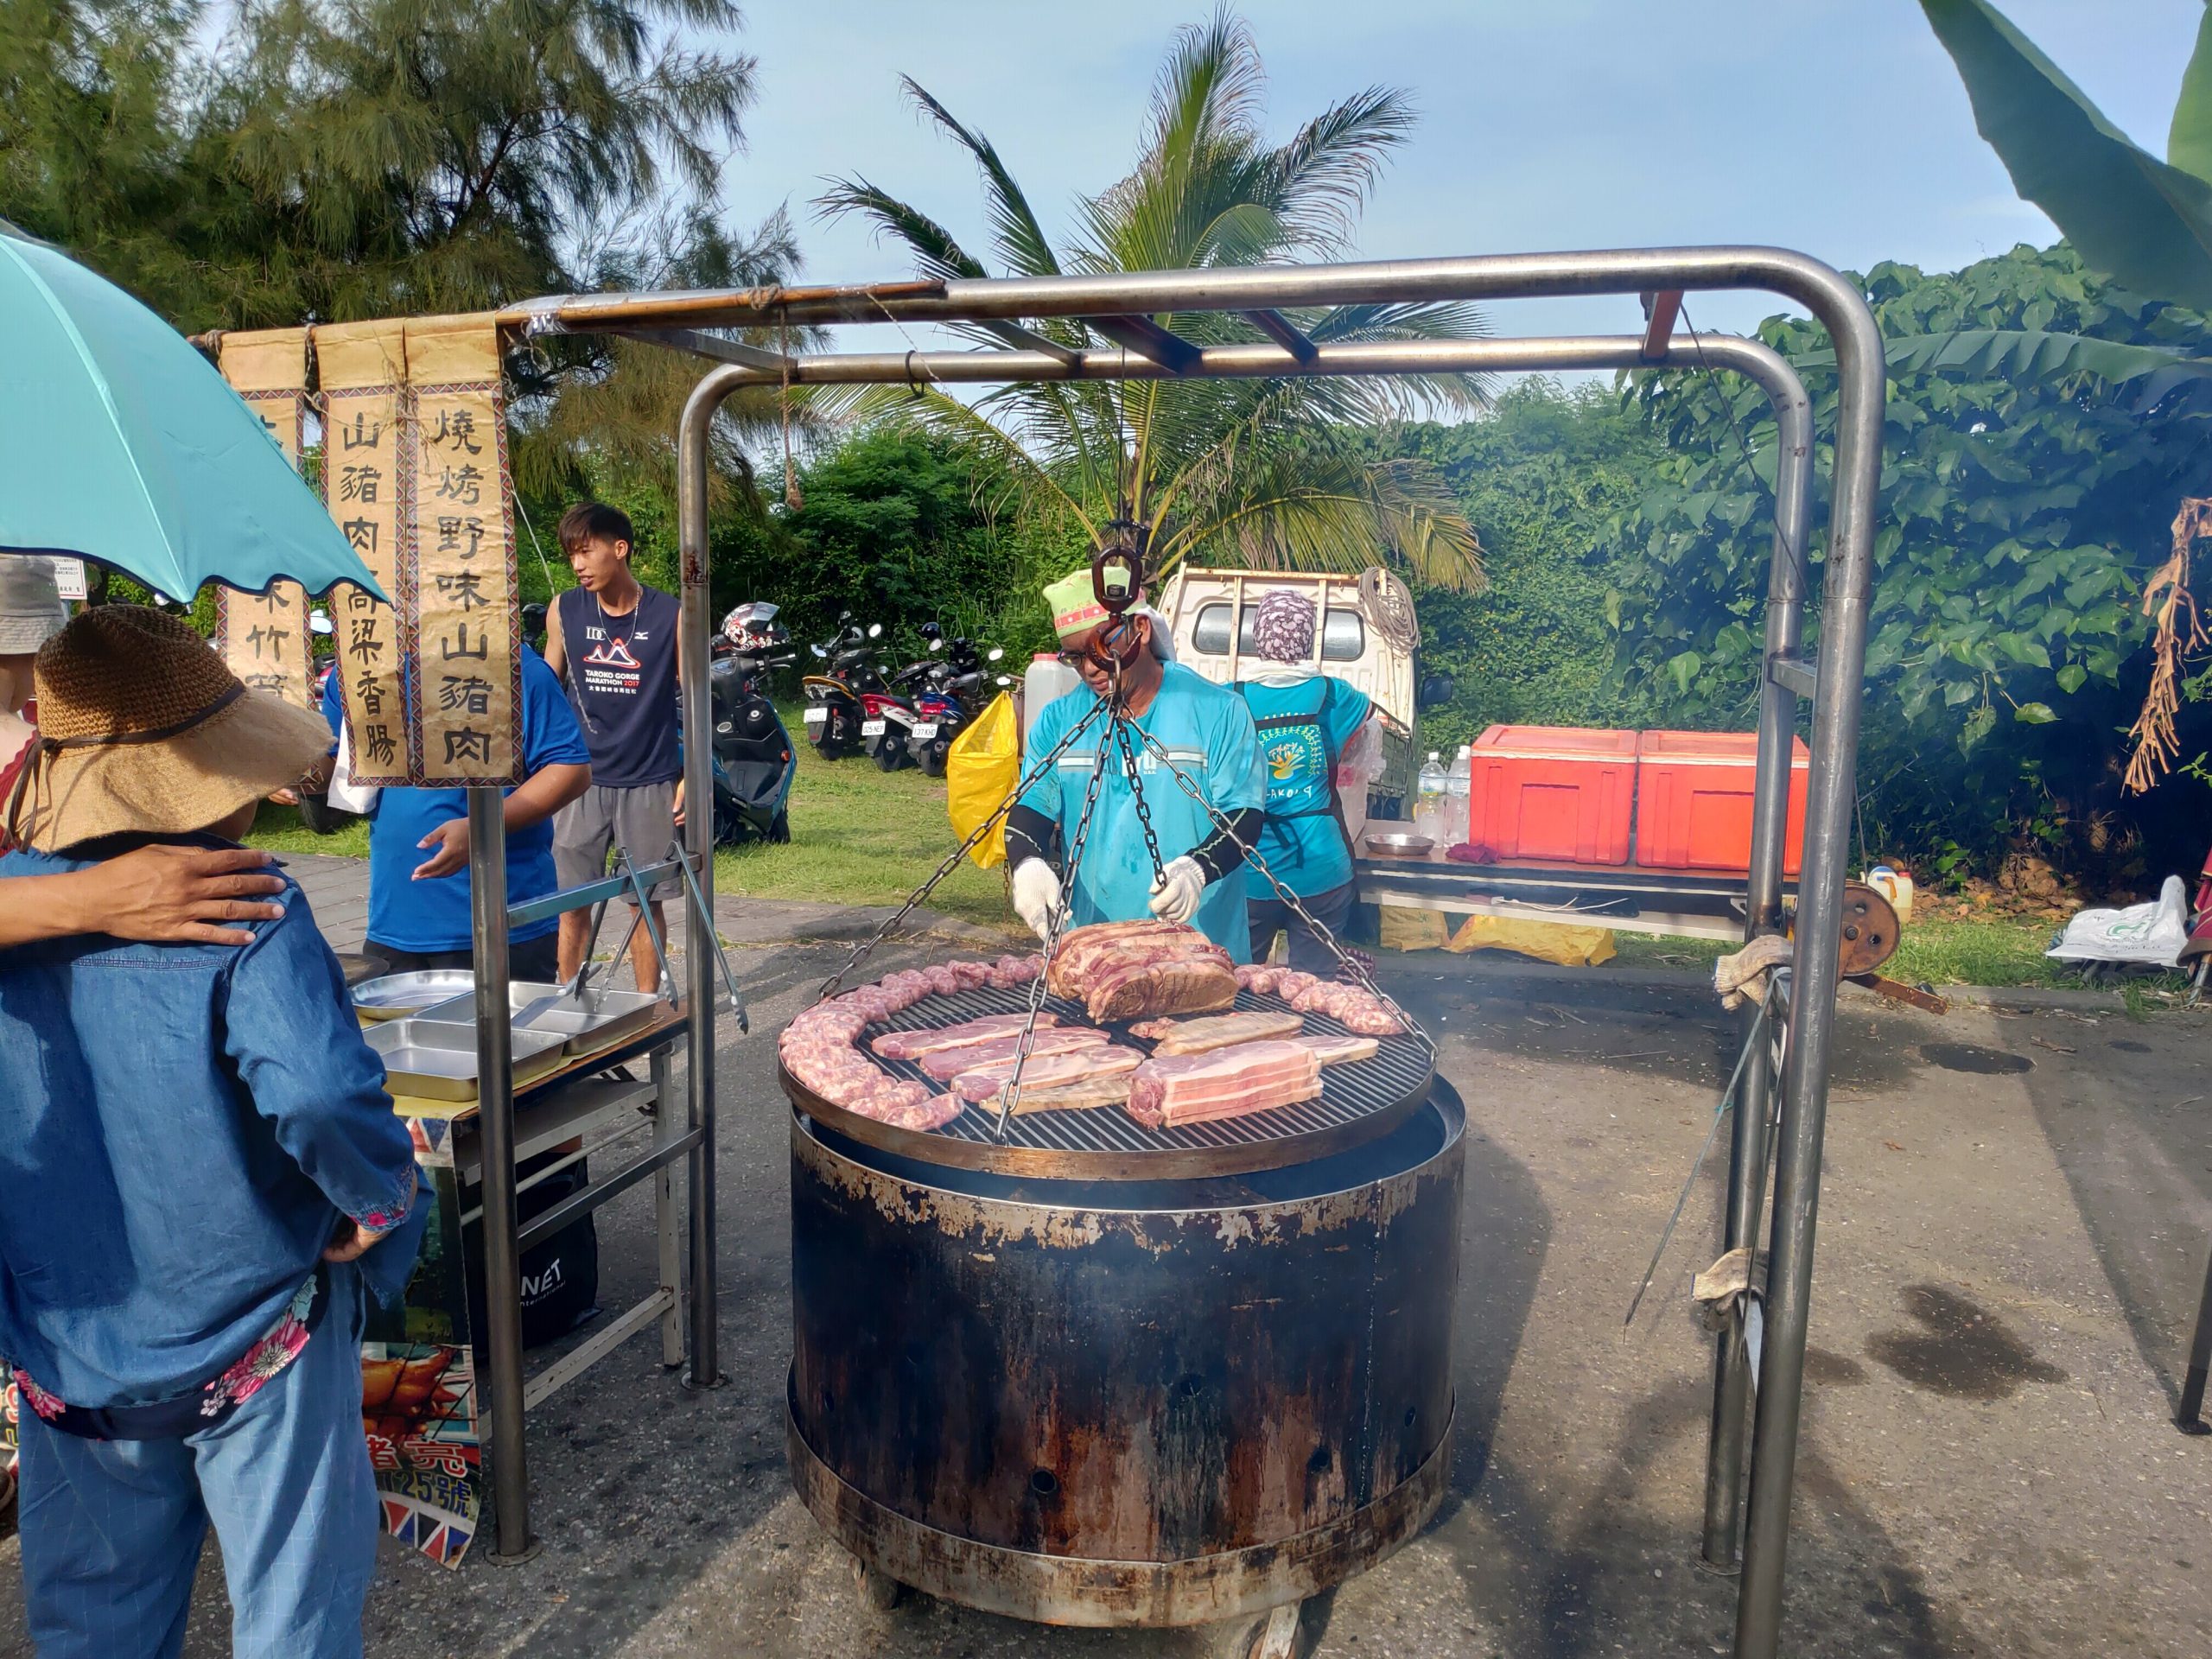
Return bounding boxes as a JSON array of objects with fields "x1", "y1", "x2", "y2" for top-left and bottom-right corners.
[
  {"x1": 1700, "y1": 346, "x2": 1813, "y2": 1568},
  {"x1": 677, "y1": 367, "x2": 741, "y2": 1389},
  {"x1": 2177, "y1": 1239, "x2": 2212, "y2": 1432},
  {"x1": 467, "y1": 785, "x2": 534, "y2": 1559},
  {"x1": 1733, "y1": 275, "x2": 1887, "y2": 1658}
]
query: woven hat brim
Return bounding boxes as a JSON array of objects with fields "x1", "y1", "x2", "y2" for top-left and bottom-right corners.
[{"x1": 13, "y1": 687, "x2": 334, "y2": 852}]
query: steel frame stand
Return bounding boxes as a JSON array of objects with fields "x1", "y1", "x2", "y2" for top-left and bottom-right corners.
[
  {"x1": 2179, "y1": 1238, "x2": 2212, "y2": 1434},
  {"x1": 528, "y1": 244, "x2": 1895, "y2": 1659}
]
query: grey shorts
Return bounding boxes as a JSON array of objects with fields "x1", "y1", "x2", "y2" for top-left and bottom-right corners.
[{"x1": 553, "y1": 781, "x2": 680, "y2": 905}]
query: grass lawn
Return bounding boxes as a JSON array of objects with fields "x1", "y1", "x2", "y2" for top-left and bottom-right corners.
[
  {"x1": 713, "y1": 731, "x2": 1014, "y2": 930},
  {"x1": 247, "y1": 801, "x2": 369, "y2": 859}
]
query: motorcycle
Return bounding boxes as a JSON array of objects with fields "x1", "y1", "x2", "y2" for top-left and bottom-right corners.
[
  {"x1": 709, "y1": 601, "x2": 797, "y2": 844},
  {"x1": 890, "y1": 626, "x2": 1006, "y2": 778},
  {"x1": 799, "y1": 614, "x2": 888, "y2": 761}
]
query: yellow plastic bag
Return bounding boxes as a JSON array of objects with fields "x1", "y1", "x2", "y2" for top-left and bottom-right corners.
[
  {"x1": 947, "y1": 690, "x2": 1020, "y2": 869},
  {"x1": 1446, "y1": 912, "x2": 1617, "y2": 967},
  {"x1": 1377, "y1": 906, "x2": 1455, "y2": 951}
]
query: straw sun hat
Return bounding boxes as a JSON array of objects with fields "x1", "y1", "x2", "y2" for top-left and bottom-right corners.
[{"x1": 5, "y1": 605, "x2": 334, "y2": 851}]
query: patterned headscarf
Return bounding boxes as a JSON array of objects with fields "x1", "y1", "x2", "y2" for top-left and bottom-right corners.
[{"x1": 1252, "y1": 588, "x2": 1318, "y2": 664}]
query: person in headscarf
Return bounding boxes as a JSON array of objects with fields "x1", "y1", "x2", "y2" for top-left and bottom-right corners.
[
  {"x1": 1230, "y1": 587, "x2": 1380, "y2": 972},
  {"x1": 1004, "y1": 568, "x2": 1266, "y2": 958}
]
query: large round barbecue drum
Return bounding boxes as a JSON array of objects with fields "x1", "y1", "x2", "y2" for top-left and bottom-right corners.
[{"x1": 782, "y1": 977, "x2": 1464, "y2": 1635}]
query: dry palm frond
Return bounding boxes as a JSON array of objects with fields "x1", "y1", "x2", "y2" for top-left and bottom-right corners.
[{"x1": 2123, "y1": 496, "x2": 2212, "y2": 793}]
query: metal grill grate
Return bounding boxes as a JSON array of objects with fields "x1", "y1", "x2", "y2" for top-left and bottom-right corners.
[{"x1": 861, "y1": 987, "x2": 1434, "y2": 1157}]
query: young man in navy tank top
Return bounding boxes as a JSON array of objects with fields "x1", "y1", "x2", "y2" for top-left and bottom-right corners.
[{"x1": 544, "y1": 503, "x2": 687, "y2": 993}]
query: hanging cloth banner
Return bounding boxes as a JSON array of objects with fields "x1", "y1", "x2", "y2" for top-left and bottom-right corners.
[
  {"x1": 315, "y1": 320, "x2": 414, "y2": 787},
  {"x1": 213, "y1": 329, "x2": 316, "y2": 711},
  {"x1": 403, "y1": 315, "x2": 523, "y2": 786}
]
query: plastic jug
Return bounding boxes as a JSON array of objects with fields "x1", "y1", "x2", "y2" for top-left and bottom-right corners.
[
  {"x1": 1022, "y1": 652, "x2": 1079, "y2": 744},
  {"x1": 1446, "y1": 744, "x2": 1472, "y2": 844},
  {"x1": 1414, "y1": 752, "x2": 1449, "y2": 846}
]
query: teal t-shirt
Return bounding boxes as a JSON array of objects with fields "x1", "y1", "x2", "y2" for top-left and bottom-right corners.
[
  {"x1": 1019, "y1": 663, "x2": 1267, "y2": 961},
  {"x1": 1234, "y1": 672, "x2": 1373, "y2": 897}
]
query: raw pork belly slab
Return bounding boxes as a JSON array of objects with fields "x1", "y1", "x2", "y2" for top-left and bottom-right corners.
[
  {"x1": 951, "y1": 1044, "x2": 1144, "y2": 1103},
  {"x1": 1290, "y1": 1033, "x2": 1380, "y2": 1066},
  {"x1": 1046, "y1": 921, "x2": 1238, "y2": 1024},
  {"x1": 917, "y1": 1025, "x2": 1113, "y2": 1081},
  {"x1": 1130, "y1": 1010, "x2": 1306, "y2": 1054},
  {"x1": 870, "y1": 1013, "x2": 1060, "y2": 1061},
  {"x1": 1125, "y1": 1039, "x2": 1323, "y2": 1128},
  {"x1": 1001, "y1": 1074, "x2": 1135, "y2": 1115}
]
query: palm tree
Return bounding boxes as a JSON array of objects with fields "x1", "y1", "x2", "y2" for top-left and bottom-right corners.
[{"x1": 815, "y1": 8, "x2": 1489, "y2": 591}]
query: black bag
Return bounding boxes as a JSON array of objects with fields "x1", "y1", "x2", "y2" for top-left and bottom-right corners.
[{"x1": 464, "y1": 1141, "x2": 601, "y2": 1351}]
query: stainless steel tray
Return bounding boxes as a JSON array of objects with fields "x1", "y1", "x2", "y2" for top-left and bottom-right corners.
[
  {"x1": 418, "y1": 983, "x2": 662, "y2": 1056},
  {"x1": 365, "y1": 1018, "x2": 567, "y2": 1102},
  {"x1": 352, "y1": 969, "x2": 477, "y2": 1021}
]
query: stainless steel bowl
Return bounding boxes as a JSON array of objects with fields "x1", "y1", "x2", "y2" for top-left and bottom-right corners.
[{"x1": 1363, "y1": 831, "x2": 1435, "y2": 858}]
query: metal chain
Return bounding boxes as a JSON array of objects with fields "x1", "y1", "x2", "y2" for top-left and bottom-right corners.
[
  {"x1": 996, "y1": 710, "x2": 1119, "y2": 1133},
  {"x1": 814, "y1": 694, "x2": 1110, "y2": 1001},
  {"x1": 1122, "y1": 719, "x2": 1431, "y2": 1047},
  {"x1": 1114, "y1": 716, "x2": 1167, "y2": 886}
]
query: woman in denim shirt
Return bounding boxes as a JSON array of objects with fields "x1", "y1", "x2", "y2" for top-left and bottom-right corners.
[{"x1": 0, "y1": 607, "x2": 428, "y2": 1659}]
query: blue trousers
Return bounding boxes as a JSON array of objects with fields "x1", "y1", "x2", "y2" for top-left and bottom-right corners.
[{"x1": 16, "y1": 1265, "x2": 377, "y2": 1659}]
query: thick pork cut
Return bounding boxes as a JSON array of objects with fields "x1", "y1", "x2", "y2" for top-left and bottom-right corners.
[
  {"x1": 1126, "y1": 1040, "x2": 1322, "y2": 1128},
  {"x1": 870, "y1": 1012, "x2": 1059, "y2": 1061},
  {"x1": 1129, "y1": 1009, "x2": 1305, "y2": 1054},
  {"x1": 1001, "y1": 1074, "x2": 1135, "y2": 1115},
  {"x1": 1046, "y1": 921, "x2": 1238, "y2": 1023}
]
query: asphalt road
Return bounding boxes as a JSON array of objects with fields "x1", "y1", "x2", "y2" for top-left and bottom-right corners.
[{"x1": 3, "y1": 906, "x2": 2209, "y2": 1657}]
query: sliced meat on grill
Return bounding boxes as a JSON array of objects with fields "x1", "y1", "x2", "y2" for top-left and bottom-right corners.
[
  {"x1": 1001, "y1": 1074, "x2": 1135, "y2": 1115},
  {"x1": 1129, "y1": 1009, "x2": 1306, "y2": 1054},
  {"x1": 918, "y1": 1025, "x2": 1114, "y2": 1081},
  {"x1": 1125, "y1": 1040, "x2": 1323, "y2": 1128},
  {"x1": 1290, "y1": 1033, "x2": 1380, "y2": 1065},
  {"x1": 950, "y1": 1044, "x2": 1144, "y2": 1103},
  {"x1": 1234, "y1": 963, "x2": 1285, "y2": 998},
  {"x1": 869, "y1": 1012, "x2": 1061, "y2": 1061},
  {"x1": 1286, "y1": 978, "x2": 1406, "y2": 1035}
]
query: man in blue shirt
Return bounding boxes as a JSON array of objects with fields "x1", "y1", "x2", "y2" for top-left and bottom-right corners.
[
  {"x1": 320, "y1": 644, "x2": 591, "y2": 982},
  {"x1": 1, "y1": 607, "x2": 428, "y2": 1659},
  {"x1": 1232, "y1": 588, "x2": 1377, "y2": 973},
  {"x1": 1006, "y1": 569, "x2": 1267, "y2": 961}
]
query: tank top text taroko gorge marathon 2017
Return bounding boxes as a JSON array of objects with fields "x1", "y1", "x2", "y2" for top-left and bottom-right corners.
[{"x1": 556, "y1": 585, "x2": 682, "y2": 789}]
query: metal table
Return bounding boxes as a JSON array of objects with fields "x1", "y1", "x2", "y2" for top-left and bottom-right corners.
[{"x1": 365, "y1": 1000, "x2": 696, "y2": 1564}]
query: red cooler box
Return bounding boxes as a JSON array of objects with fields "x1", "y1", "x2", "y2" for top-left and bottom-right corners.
[
  {"x1": 1635, "y1": 730, "x2": 1809, "y2": 875},
  {"x1": 1465, "y1": 725, "x2": 1637, "y2": 864}
]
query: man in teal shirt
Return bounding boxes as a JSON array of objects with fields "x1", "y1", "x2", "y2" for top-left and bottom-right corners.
[
  {"x1": 1007, "y1": 569, "x2": 1267, "y2": 961},
  {"x1": 1233, "y1": 588, "x2": 1377, "y2": 971}
]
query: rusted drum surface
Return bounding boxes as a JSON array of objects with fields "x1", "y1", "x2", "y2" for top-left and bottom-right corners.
[{"x1": 786, "y1": 1079, "x2": 1466, "y2": 1627}]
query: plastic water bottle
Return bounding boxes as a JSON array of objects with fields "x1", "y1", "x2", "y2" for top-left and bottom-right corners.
[
  {"x1": 1446, "y1": 744, "x2": 1473, "y2": 846},
  {"x1": 1022, "y1": 652, "x2": 1078, "y2": 744},
  {"x1": 1414, "y1": 752, "x2": 1449, "y2": 846}
]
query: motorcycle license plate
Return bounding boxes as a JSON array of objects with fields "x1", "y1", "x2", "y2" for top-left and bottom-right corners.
[
  {"x1": 861, "y1": 719, "x2": 887, "y2": 736},
  {"x1": 912, "y1": 722, "x2": 938, "y2": 739},
  {"x1": 803, "y1": 707, "x2": 827, "y2": 724}
]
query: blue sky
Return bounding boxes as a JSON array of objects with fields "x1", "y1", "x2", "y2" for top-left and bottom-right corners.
[{"x1": 709, "y1": 0, "x2": 2200, "y2": 358}]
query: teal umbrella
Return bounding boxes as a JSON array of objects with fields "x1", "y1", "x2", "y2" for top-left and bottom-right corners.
[{"x1": 0, "y1": 229, "x2": 386, "y2": 601}]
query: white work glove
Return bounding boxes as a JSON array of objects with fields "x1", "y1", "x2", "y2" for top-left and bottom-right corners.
[
  {"x1": 1009, "y1": 858, "x2": 1064, "y2": 942},
  {"x1": 1147, "y1": 855, "x2": 1208, "y2": 924}
]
